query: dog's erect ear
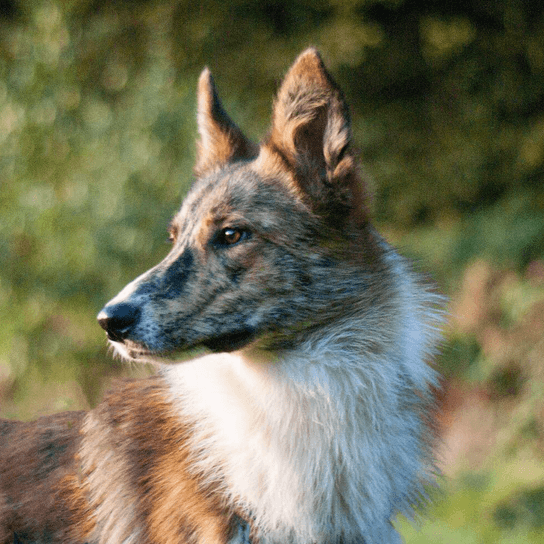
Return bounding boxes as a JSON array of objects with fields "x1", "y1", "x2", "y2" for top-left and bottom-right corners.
[
  {"x1": 195, "y1": 68, "x2": 257, "y2": 176},
  {"x1": 265, "y1": 48, "x2": 355, "y2": 199}
]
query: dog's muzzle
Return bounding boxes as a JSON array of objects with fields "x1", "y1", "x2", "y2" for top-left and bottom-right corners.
[{"x1": 97, "y1": 302, "x2": 140, "y2": 343}]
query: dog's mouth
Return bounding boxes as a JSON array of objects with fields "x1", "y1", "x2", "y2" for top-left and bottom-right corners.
[
  {"x1": 111, "y1": 328, "x2": 257, "y2": 362},
  {"x1": 201, "y1": 328, "x2": 256, "y2": 353}
]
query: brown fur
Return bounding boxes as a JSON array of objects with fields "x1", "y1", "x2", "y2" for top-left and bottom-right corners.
[
  {"x1": 0, "y1": 412, "x2": 88, "y2": 543},
  {"x1": 1, "y1": 377, "x2": 240, "y2": 544}
]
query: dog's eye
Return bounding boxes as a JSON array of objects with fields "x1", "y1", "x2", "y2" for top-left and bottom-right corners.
[
  {"x1": 216, "y1": 227, "x2": 249, "y2": 246},
  {"x1": 223, "y1": 228, "x2": 242, "y2": 244}
]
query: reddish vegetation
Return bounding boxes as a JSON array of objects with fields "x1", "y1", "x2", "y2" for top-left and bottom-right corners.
[{"x1": 439, "y1": 259, "x2": 544, "y2": 474}]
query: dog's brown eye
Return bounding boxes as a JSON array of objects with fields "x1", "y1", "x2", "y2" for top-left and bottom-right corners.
[
  {"x1": 216, "y1": 227, "x2": 249, "y2": 247},
  {"x1": 223, "y1": 228, "x2": 242, "y2": 245}
]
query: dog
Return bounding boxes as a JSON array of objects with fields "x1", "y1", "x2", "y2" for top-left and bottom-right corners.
[{"x1": 0, "y1": 48, "x2": 443, "y2": 544}]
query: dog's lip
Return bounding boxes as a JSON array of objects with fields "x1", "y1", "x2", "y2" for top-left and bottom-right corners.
[
  {"x1": 202, "y1": 329, "x2": 256, "y2": 353},
  {"x1": 111, "y1": 338, "x2": 154, "y2": 358},
  {"x1": 115, "y1": 329, "x2": 257, "y2": 359},
  {"x1": 105, "y1": 330, "x2": 126, "y2": 343}
]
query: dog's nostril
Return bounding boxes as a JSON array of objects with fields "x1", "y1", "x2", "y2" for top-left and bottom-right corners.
[{"x1": 97, "y1": 302, "x2": 141, "y2": 343}]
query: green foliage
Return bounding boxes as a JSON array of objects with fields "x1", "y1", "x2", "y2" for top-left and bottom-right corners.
[
  {"x1": 494, "y1": 487, "x2": 544, "y2": 531},
  {"x1": 398, "y1": 464, "x2": 544, "y2": 543}
]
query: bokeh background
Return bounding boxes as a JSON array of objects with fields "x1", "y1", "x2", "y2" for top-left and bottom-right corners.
[{"x1": 1, "y1": 0, "x2": 543, "y2": 541}]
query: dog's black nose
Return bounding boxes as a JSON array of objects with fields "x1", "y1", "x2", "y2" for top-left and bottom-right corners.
[{"x1": 97, "y1": 302, "x2": 140, "y2": 343}]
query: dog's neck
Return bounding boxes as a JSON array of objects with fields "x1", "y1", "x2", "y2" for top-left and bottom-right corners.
[{"x1": 163, "y1": 306, "x2": 436, "y2": 544}]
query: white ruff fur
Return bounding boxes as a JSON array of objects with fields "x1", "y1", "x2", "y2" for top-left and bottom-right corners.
[{"x1": 163, "y1": 252, "x2": 442, "y2": 544}]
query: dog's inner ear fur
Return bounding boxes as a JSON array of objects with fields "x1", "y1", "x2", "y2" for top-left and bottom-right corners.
[
  {"x1": 195, "y1": 68, "x2": 257, "y2": 177},
  {"x1": 265, "y1": 48, "x2": 355, "y2": 202}
]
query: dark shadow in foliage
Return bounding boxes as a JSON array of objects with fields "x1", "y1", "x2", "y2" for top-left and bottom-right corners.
[
  {"x1": 0, "y1": 0, "x2": 19, "y2": 19},
  {"x1": 494, "y1": 486, "x2": 544, "y2": 530}
]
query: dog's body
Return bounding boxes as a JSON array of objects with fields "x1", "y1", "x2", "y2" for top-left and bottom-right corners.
[{"x1": 0, "y1": 49, "x2": 442, "y2": 544}]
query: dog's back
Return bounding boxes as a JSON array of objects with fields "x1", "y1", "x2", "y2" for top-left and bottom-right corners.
[
  {"x1": 1, "y1": 49, "x2": 442, "y2": 544},
  {"x1": 0, "y1": 413, "x2": 85, "y2": 543}
]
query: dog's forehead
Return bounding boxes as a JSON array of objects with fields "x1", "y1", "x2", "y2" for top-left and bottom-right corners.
[
  {"x1": 182, "y1": 166, "x2": 257, "y2": 213},
  {"x1": 175, "y1": 163, "x2": 300, "y2": 228}
]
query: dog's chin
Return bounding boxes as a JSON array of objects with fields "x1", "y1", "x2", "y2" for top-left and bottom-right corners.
[
  {"x1": 109, "y1": 329, "x2": 256, "y2": 364},
  {"x1": 201, "y1": 329, "x2": 256, "y2": 353}
]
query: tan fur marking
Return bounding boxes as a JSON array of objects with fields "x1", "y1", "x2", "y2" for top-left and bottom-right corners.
[
  {"x1": 147, "y1": 428, "x2": 232, "y2": 544},
  {"x1": 195, "y1": 212, "x2": 216, "y2": 248},
  {"x1": 141, "y1": 381, "x2": 233, "y2": 544},
  {"x1": 55, "y1": 473, "x2": 96, "y2": 542},
  {"x1": 195, "y1": 68, "x2": 257, "y2": 177}
]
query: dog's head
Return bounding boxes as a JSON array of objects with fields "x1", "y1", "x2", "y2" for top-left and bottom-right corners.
[{"x1": 98, "y1": 48, "x2": 384, "y2": 362}]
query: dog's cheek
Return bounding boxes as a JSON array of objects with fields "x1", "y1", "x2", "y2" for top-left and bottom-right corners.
[{"x1": 227, "y1": 256, "x2": 310, "y2": 325}]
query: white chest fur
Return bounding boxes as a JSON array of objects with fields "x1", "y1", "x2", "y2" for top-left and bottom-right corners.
[{"x1": 164, "y1": 333, "x2": 434, "y2": 544}]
